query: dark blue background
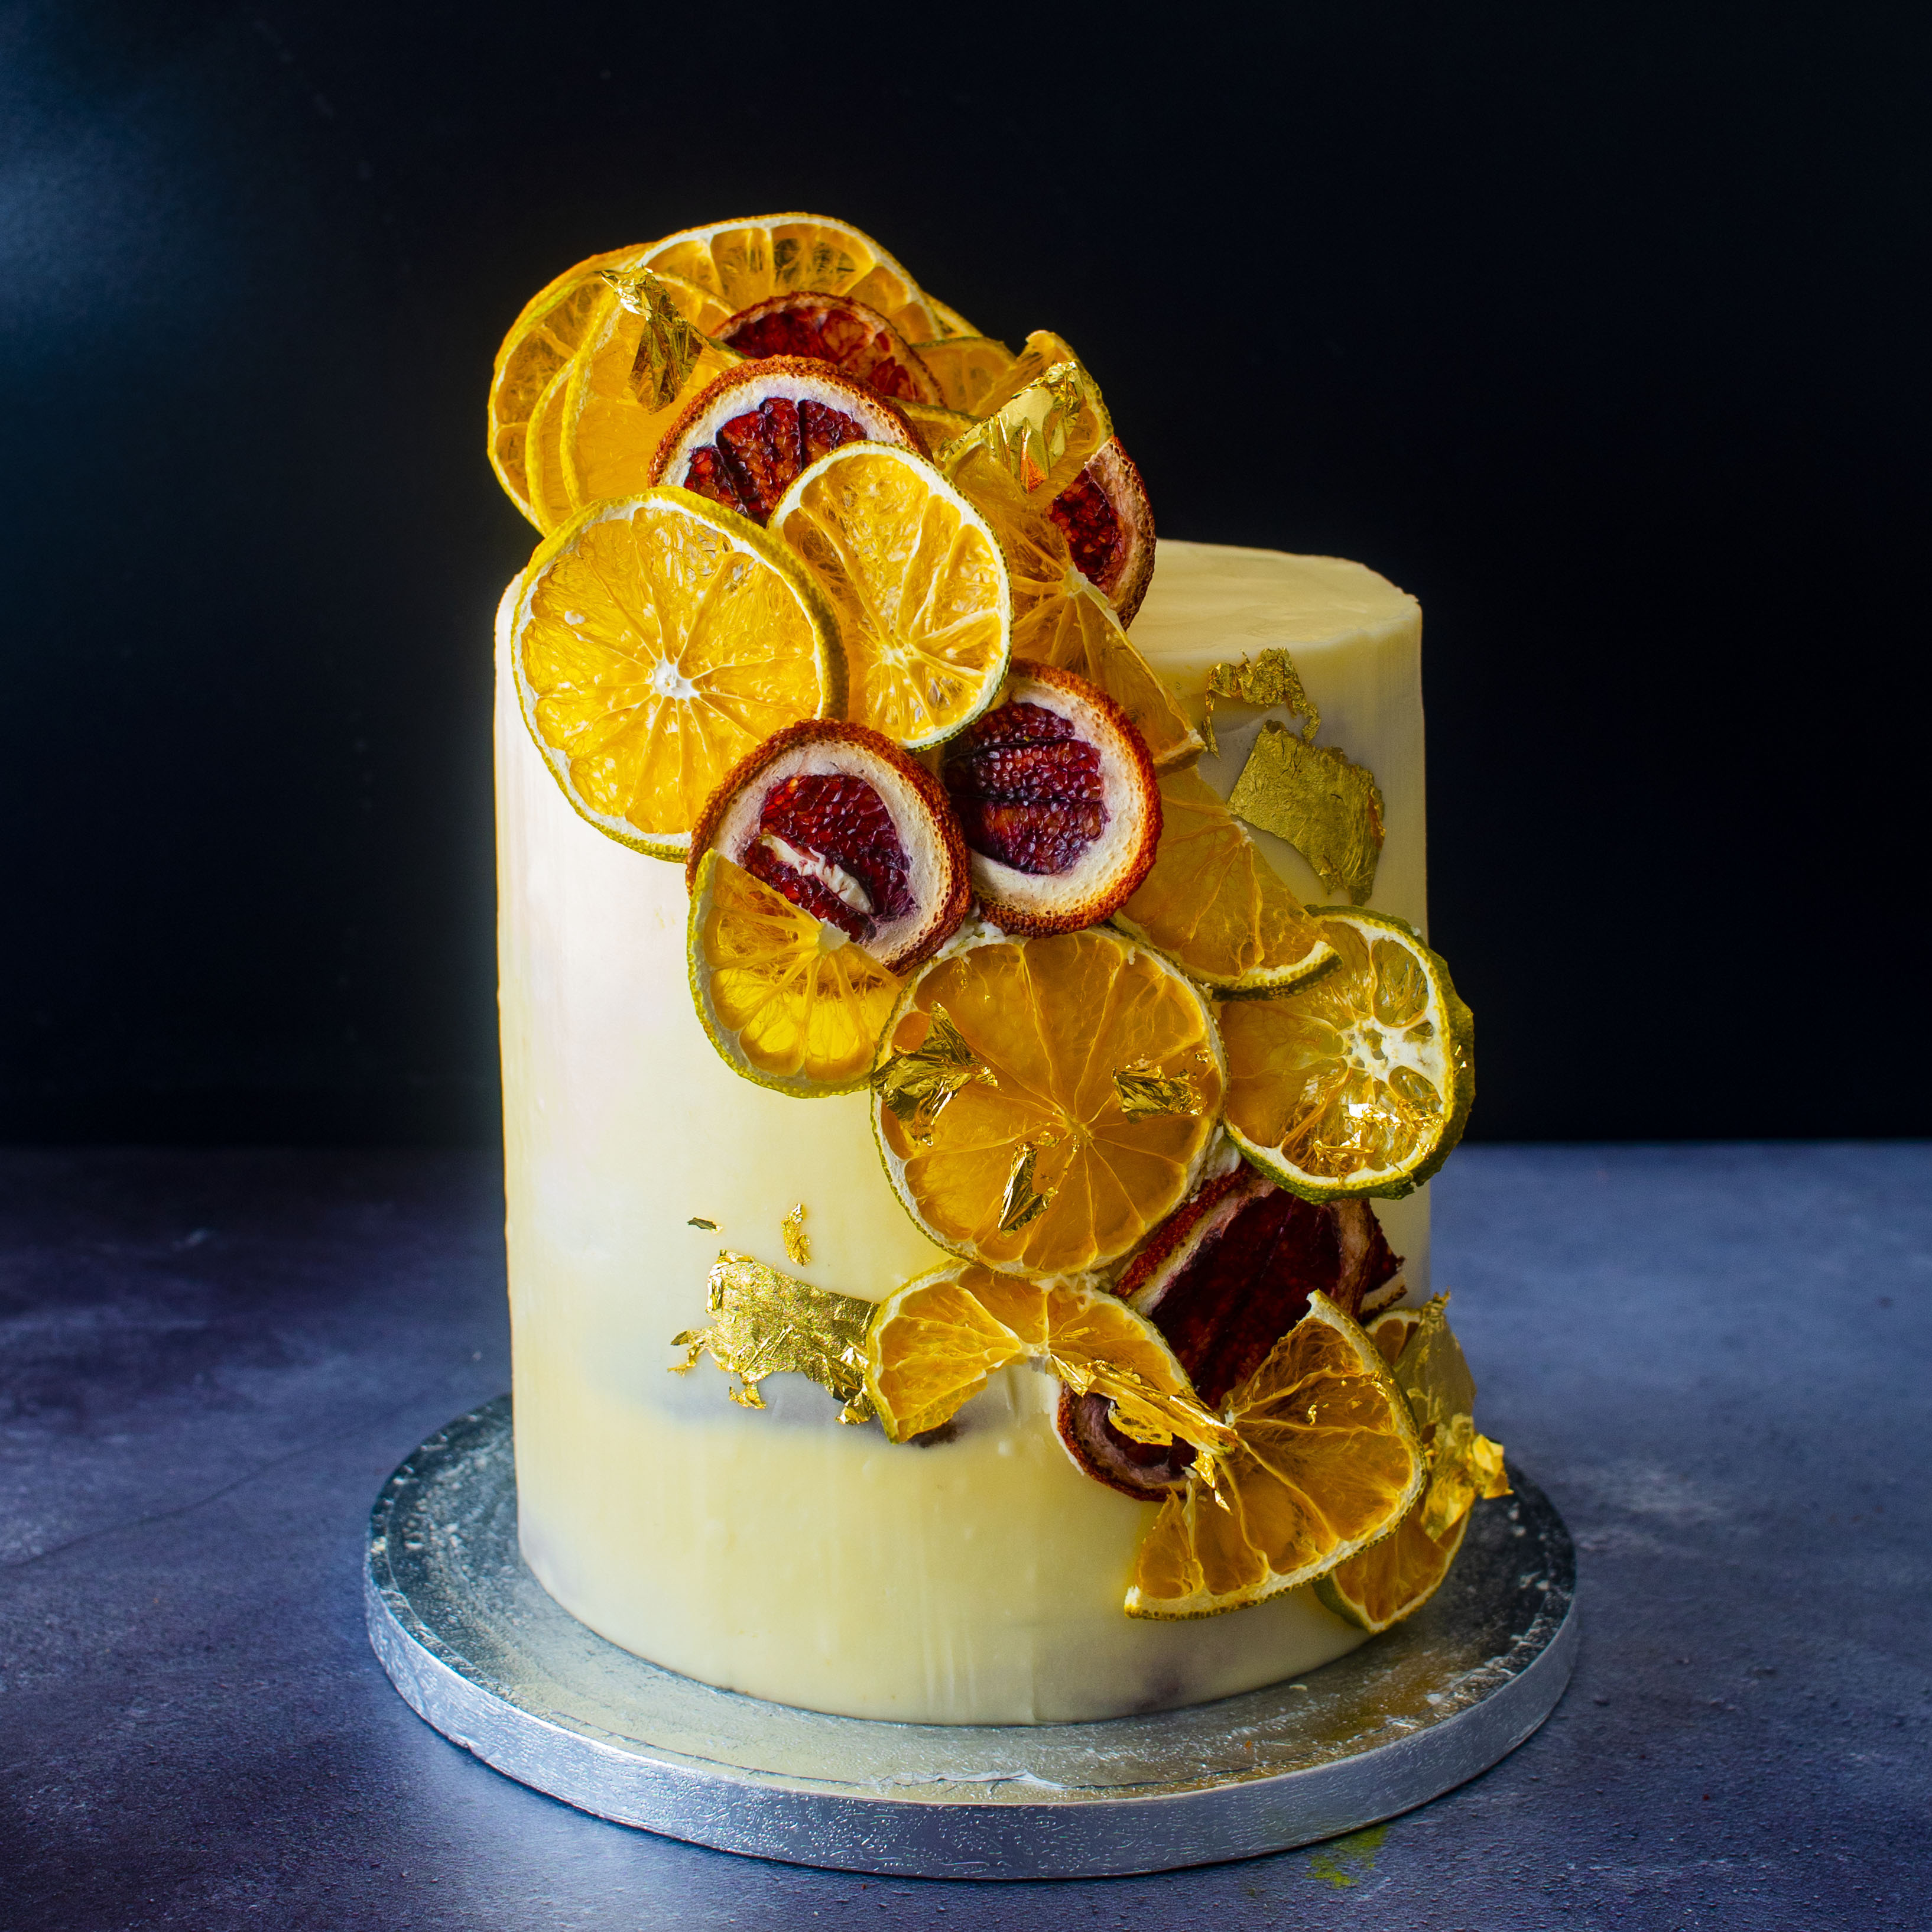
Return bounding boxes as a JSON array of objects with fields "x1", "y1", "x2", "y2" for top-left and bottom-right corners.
[{"x1": 3, "y1": 1, "x2": 1924, "y2": 1144}]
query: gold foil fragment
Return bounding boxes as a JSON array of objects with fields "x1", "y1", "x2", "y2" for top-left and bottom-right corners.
[
  {"x1": 600, "y1": 267, "x2": 707, "y2": 412},
  {"x1": 687, "y1": 1216, "x2": 717, "y2": 1229},
  {"x1": 998, "y1": 1143, "x2": 1054, "y2": 1233},
  {"x1": 937, "y1": 361, "x2": 1111, "y2": 501},
  {"x1": 1392, "y1": 1295, "x2": 1511, "y2": 1540},
  {"x1": 1201, "y1": 648, "x2": 1320, "y2": 756},
  {"x1": 781, "y1": 1203, "x2": 810, "y2": 1266},
  {"x1": 871, "y1": 1005, "x2": 996, "y2": 1145},
  {"x1": 1112, "y1": 1060, "x2": 1204, "y2": 1121},
  {"x1": 670, "y1": 1251, "x2": 876, "y2": 1424},
  {"x1": 1228, "y1": 722, "x2": 1387, "y2": 905}
]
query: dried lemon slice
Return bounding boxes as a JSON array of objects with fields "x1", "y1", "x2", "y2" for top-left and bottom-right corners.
[
  {"x1": 911, "y1": 335, "x2": 1019, "y2": 416},
  {"x1": 865, "y1": 1264, "x2": 1226, "y2": 1447},
  {"x1": 1314, "y1": 1295, "x2": 1510, "y2": 1632},
  {"x1": 1126, "y1": 1292, "x2": 1424, "y2": 1620},
  {"x1": 511, "y1": 490, "x2": 843, "y2": 861},
  {"x1": 1220, "y1": 908, "x2": 1475, "y2": 1200},
  {"x1": 1113, "y1": 768, "x2": 1337, "y2": 992},
  {"x1": 872, "y1": 928, "x2": 1225, "y2": 1277},
  {"x1": 687, "y1": 851, "x2": 902, "y2": 1095},
  {"x1": 771, "y1": 443, "x2": 1011, "y2": 751}
]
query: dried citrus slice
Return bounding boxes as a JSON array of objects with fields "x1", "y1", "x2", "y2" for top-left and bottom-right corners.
[
  {"x1": 1316, "y1": 1297, "x2": 1509, "y2": 1632},
  {"x1": 715, "y1": 293, "x2": 942, "y2": 404},
  {"x1": 559, "y1": 277, "x2": 744, "y2": 512},
  {"x1": 900, "y1": 401, "x2": 975, "y2": 453},
  {"x1": 969, "y1": 328, "x2": 1089, "y2": 421},
  {"x1": 511, "y1": 489, "x2": 843, "y2": 861},
  {"x1": 651, "y1": 358, "x2": 926, "y2": 527},
  {"x1": 1049, "y1": 439, "x2": 1156, "y2": 625},
  {"x1": 911, "y1": 335, "x2": 1018, "y2": 415},
  {"x1": 865, "y1": 1264, "x2": 1220, "y2": 1446},
  {"x1": 687, "y1": 720, "x2": 968, "y2": 974},
  {"x1": 688, "y1": 850, "x2": 902, "y2": 1095},
  {"x1": 940, "y1": 660, "x2": 1160, "y2": 935},
  {"x1": 1113, "y1": 768, "x2": 1337, "y2": 993},
  {"x1": 522, "y1": 362, "x2": 575, "y2": 534},
  {"x1": 872, "y1": 928, "x2": 1224, "y2": 1276},
  {"x1": 1125, "y1": 1293, "x2": 1424, "y2": 1620},
  {"x1": 640, "y1": 214, "x2": 949, "y2": 348},
  {"x1": 1220, "y1": 908, "x2": 1475, "y2": 1200},
  {"x1": 771, "y1": 443, "x2": 1011, "y2": 751}
]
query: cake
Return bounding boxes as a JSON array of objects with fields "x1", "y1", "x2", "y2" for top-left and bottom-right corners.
[{"x1": 489, "y1": 216, "x2": 1504, "y2": 1726}]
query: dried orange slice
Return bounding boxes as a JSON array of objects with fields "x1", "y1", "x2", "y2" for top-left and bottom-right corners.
[
  {"x1": 911, "y1": 335, "x2": 1018, "y2": 415},
  {"x1": 640, "y1": 214, "x2": 952, "y2": 348},
  {"x1": 511, "y1": 490, "x2": 843, "y2": 861},
  {"x1": 1316, "y1": 1297, "x2": 1509, "y2": 1632},
  {"x1": 901, "y1": 401, "x2": 975, "y2": 453},
  {"x1": 871, "y1": 928, "x2": 1224, "y2": 1276},
  {"x1": 864, "y1": 1264, "x2": 1222, "y2": 1446},
  {"x1": 1113, "y1": 769, "x2": 1337, "y2": 993},
  {"x1": 1220, "y1": 908, "x2": 1475, "y2": 1201},
  {"x1": 715, "y1": 293, "x2": 942, "y2": 404},
  {"x1": 1049, "y1": 439, "x2": 1156, "y2": 625},
  {"x1": 1125, "y1": 1293, "x2": 1424, "y2": 1619},
  {"x1": 687, "y1": 850, "x2": 903, "y2": 1095},
  {"x1": 771, "y1": 443, "x2": 1011, "y2": 751},
  {"x1": 522, "y1": 363, "x2": 576, "y2": 534}
]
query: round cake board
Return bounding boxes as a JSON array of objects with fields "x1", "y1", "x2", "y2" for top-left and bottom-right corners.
[{"x1": 365, "y1": 1397, "x2": 1576, "y2": 1881}]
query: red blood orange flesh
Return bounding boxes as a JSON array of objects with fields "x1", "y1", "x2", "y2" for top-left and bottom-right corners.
[
  {"x1": 939, "y1": 661, "x2": 1159, "y2": 936},
  {"x1": 1048, "y1": 439, "x2": 1156, "y2": 626},
  {"x1": 650, "y1": 358, "x2": 925, "y2": 525},
  {"x1": 687, "y1": 720, "x2": 969, "y2": 974},
  {"x1": 715, "y1": 294, "x2": 943, "y2": 405}
]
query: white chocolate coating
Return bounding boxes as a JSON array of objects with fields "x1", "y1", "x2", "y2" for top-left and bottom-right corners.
[{"x1": 500, "y1": 540, "x2": 1429, "y2": 1723}]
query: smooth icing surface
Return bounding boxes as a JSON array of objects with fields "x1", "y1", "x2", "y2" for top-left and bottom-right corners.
[{"x1": 499, "y1": 540, "x2": 1428, "y2": 1723}]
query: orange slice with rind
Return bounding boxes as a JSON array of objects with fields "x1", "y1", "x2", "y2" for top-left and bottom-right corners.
[
  {"x1": 911, "y1": 335, "x2": 1019, "y2": 416},
  {"x1": 687, "y1": 850, "x2": 902, "y2": 1095},
  {"x1": 772, "y1": 443, "x2": 1011, "y2": 751},
  {"x1": 1125, "y1": 1291, "x2": 1425, "y2": 1620},
  {"x1": 1113, "y1": 768, "x2": 1337, "y2": 992},
  {"x1": 1220, "y1": 908, "x2": 1475, "y2": 1201},
  {"x1": 511, "y1": 489, "x2": 844, "y2": 861},
  {"x1": 871, "y1": 927, "x2": 1225, "y2": 1277}
]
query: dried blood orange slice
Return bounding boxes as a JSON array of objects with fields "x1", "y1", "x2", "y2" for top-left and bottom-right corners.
[
  {"x1": 649, "y1": 358, "x2": 925, "y2": 527},
  {"x1": 1048, "y1": 439, "x2": 1156, "y2": 625},
  {"x1": 871, "y1": 927, "x2": 1224, "y2": 1277},
  {"x1": 714, "y1": 294, "x2": 943, "y2": 405},
  {"x1": 940, "y1": 661, "x2": 1160, "y2": 936},
  {"x1": 687, "y1": 720, "x2": 969, "y2": 975}
]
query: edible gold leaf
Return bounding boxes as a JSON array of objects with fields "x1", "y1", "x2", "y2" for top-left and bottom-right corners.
[
  {"x1": 1391, "y1": 1295, "x2": 1511, "y2": 1540},
  {"x1": 687, "y1": 1216, "x2": 717, "y2": 1230},
  {"x1": 1112, "y1": 1060, "x2": 1204, "y2": 1121},
  {"x1": 1201, "y1": 648, "x2": 1319, "y2": 756},
  {"x1": 781, "y1": 1202, "x2": 810, "y2": 1266},
  {"x1": 1228, "y1": 722, "x2": 1386, "y2": 905},
  {"x1": 997, "y1": 1142, "x2": 1054, "y2": 1233},
  {"x1": 600, "y1": 267, "x2": 706, "y2": 412},
  {"x1": 670, "y1": 1251, "x2": 876, "y2": 1424},
  {"x1": 871, "y1": 1005, "x2": 996, "y2": 1145},
  {"x1": 936, "y1": 361, "x2": 1111, "y2": 501},
  {"x1": 1050, "y1": 1356, "x2": 1236, "y2": 1489}
]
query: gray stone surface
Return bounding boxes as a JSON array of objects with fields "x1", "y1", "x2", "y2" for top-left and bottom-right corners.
[{"x1": 2, "y1": 1144, "x2": 1926, "y2": 1927}]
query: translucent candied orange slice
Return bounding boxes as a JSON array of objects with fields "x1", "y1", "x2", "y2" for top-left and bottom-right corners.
[
  {"x1": 1125, "y1": 1293, "x2": 1424, "y2": 1619},
  {"x1": 1113, "y1": 768, "x2": 1337, "y2": 992},
  {"x1": 687, "y1": 852, "x2": 902, "y2": 1095},
  {"x1": 511, "y1": 490, "x2": 843, "y2": 861},
  {"x1": 871, "y1": 928, "x2": 1225, "y2": 1277},
  {"x1": 1219, "y1": 908, "x2": 1475, "y2": 1200}
]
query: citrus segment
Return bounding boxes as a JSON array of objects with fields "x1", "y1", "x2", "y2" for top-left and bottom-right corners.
[
  {"x1": 688, "y1": 851, "x2": 902, "y2": 1095},
  {"x1": 771, "y1": 444, "x2": 1011, "y2": 751},
  {"x1": 911, "y1": 335, "x2": 1018, "y2": 415},
  {"x1": 871, "y1": 928, "x2": 1225, "y2": 1276},
  {"x1": 1113, "y1": 768, "x2": 1337, "y2": 992},
  {"x1": 1125, "y1": 1293, "x2": 1425, "y2": 1619},
  {"x1": 865, "y1": 1264, "x2": 1222, "y2": 1447},
  {"x1": 512, "y1": 490, "x2": 843, "y2": 861},
  {"x1": 1220, "y1": 909, "x2": 1475, "y2": 1200},
  {"x1": 716, "y1": 293, "x2": 941, "y2": 404}
]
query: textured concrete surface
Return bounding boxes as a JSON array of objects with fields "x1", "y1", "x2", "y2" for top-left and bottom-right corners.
[{"x1": 2, "y1": 1144, "x2": 1926, "y2": 1928}]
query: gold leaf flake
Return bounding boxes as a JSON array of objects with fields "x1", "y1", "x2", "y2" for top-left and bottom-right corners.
[
  {"x1": 670, "y1": 1252, "x2": 876, "y2": 1424},
  {"x1": 781, "y1": 1203, "x2": 810, "y2": 1267},
  {"x1": 600, "y1": 267, "x2": 706, "y2": 411},
  {"x1": 871, "y1": 1005, "x2": 996, "y2": 1146},
  {"x1": 937, "y1": 361, "x2": 1111, "y2": 499},
  {"x1": 1391, "y1": 1295, "x2": 1511, "y2": 1540},
  {"x1": 1228, "y1": 722, "x2": 1386, "y2": 905},
  {"x1": 687, "y1": 1216, "x2": 717, "y2": 1230},
  {"x1": 1201, "y1": 648, "x2": 1319, "y2": 756},
  {"x1": 1112, "y1": 1060, "x2": 1204, "y2": 1121},
  {"x1": 997, "y1": 1142, "x2": 1054, "y2": 1233}
]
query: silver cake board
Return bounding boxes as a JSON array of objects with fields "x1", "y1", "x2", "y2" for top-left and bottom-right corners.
[{"x1": 365, "y1": 1397, "x2": 1576, "y2": 1881}]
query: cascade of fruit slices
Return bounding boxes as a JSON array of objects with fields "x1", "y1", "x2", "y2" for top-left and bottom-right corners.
[{"x1": 491, "y1": 212, "x2": 1502, "y2": 1624}]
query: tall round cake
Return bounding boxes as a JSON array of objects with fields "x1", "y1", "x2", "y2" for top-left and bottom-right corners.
[{"x1": 488, "y1": 215, "x2": 1500, "y2": 1728}]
